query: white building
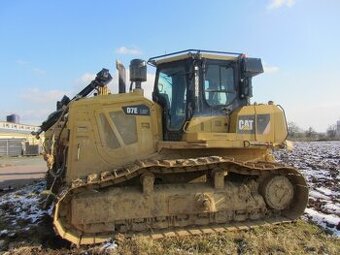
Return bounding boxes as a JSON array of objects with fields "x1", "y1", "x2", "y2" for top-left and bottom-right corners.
[{"x1": 0, "y1": 116, "x2": 43, "y2": 156}]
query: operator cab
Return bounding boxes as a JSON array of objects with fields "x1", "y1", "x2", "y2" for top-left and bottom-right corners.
[{"x1": 148, "y1": 49, "x2": 263, "y2": 141}]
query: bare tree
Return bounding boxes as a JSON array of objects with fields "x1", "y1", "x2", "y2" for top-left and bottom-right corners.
[
  {"x1": 288, "y1": 122, "x2": 302, "y2": 138},
  {"x1": 305, "y1": 126, "x2": 316, "y2": 138},
  {"x1": 327, "y1": 124, "x2": 337, "y2": 138}
]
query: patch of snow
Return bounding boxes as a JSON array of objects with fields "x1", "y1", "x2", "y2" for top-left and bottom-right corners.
[
  {"x1": 101, "y1": 240, "x2": 117, "y2": 251},
  {"x1": 309, "y1": 190, "x2": 329, "y2": 200},
  {"x1": 0, "y1": 230, "x2": 8, "y2": 236},
  {"x1": 323, "y1": 203, "x2": 340, "y2": 214},
  {"x1": 47, "y1": 202, "x2": 54, "y2": 216},
  {"x1": 315, "y1": 187, "x2": 336, "y2": 196},
  {"x1": 305, "y1": 208, "x2": 339, "y2": 237},
  {"x1": 0, "y1": 181, "x2": 50, "y2": 233}
]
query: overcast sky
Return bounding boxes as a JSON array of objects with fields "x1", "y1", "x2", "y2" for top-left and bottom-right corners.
[{"x1": 0, "y1": 0, "x2": 339, "y2": 132}]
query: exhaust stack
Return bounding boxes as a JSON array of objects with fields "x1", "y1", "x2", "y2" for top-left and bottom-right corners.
[{"x1": 116, "y1": 60, "x2": 126, "y2": 94}]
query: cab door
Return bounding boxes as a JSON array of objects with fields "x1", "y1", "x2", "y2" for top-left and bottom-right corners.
[{"x1": 153, "y1": 63, "x2": 189, "y2": 141}]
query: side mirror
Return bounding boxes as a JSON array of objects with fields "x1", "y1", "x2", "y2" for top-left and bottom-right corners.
[
  {"x1": 243, "y1": 58, "x2": 263, "y2": 77},
  {"x1": 240, "y1": 78, "x2": 253, "y2": 99},
  {"x1": 240, "y1": 58, "x2": 263, "y2": 99}
]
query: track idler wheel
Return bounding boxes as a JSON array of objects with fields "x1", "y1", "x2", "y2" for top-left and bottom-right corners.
[{"x1": 260, "y1": 175, "x2": 294, "y2": 211}]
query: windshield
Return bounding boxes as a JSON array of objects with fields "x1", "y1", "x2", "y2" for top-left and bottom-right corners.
[
  {"x1": 204, "y1": 63, "x2": 236, "y2": 106},
  {"x1": 157, "y1": 65, "x2": 187, "y2": 130}
]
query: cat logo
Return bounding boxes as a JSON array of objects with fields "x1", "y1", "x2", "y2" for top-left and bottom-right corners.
[{"x1": 239, "y1": 119, "x2": 254, "y2": 131}]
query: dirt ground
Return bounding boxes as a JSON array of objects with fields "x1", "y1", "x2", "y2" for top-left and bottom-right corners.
[
  {"x1": 0, "y1": 142, "x2": 339, "y2": 254},
  {"x1": 0, "y1": 156, "x2": 46, "y2": 190}
]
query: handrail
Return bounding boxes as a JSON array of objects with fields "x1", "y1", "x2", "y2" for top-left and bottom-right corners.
[{"x1": 148, "y1": 49, "x2": 244, "y2": 66}]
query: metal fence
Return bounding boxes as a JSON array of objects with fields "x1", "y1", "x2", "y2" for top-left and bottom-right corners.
[
  {"x1": 24, "y1": 142, "x2": 40, "y2": 156},
  {"x1": 0, "y1": 139, "x2": 41, "y2": 156},
  {"x1": 0, "y1": 138, "x2": 24, "y2": 156}
]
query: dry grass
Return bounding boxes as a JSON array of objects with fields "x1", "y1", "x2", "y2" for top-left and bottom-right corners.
[
  {"x1": 112, "y1": 220, "x2": 339, "y2": 255},
  {"x1": 2, "y1": 220, "x2": 339, "y2": 255}
]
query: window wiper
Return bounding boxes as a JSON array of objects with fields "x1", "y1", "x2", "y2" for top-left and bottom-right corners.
[
  {"x1": 205, "y1": 89, "x2": 235, "y2": 93},
  {"x1": 163, "y1": 76, "x2": 172, "y2": 84},
  {"x1": 168, "y1": 70, "x2": 192, "y2": 77}
]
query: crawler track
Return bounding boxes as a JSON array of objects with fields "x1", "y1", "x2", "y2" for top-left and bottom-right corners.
[{"x1": 53, "y1": 156, "x2": 308, "y2": 245}]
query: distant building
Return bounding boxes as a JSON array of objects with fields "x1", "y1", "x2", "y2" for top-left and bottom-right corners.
[
  {"x1": 0, "y1": 114, "x2": 43, "y2": 156},
  {"x1": 337, "y1": 120, "x2": 340, "y2": 137}
]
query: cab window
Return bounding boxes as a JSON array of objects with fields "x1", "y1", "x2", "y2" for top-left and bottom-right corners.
[{"x1": 204, "y1": 64, "x2": 236, "y2": 106}]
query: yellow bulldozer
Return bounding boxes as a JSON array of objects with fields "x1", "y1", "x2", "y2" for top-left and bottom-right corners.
[{"x1": 35, "y1": 49, "x2": 308, "y2": 246}]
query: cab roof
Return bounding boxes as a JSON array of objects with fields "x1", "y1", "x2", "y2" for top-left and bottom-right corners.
[{"x1": 148, "y1": 49, "x2": 244, "y2": 66}]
